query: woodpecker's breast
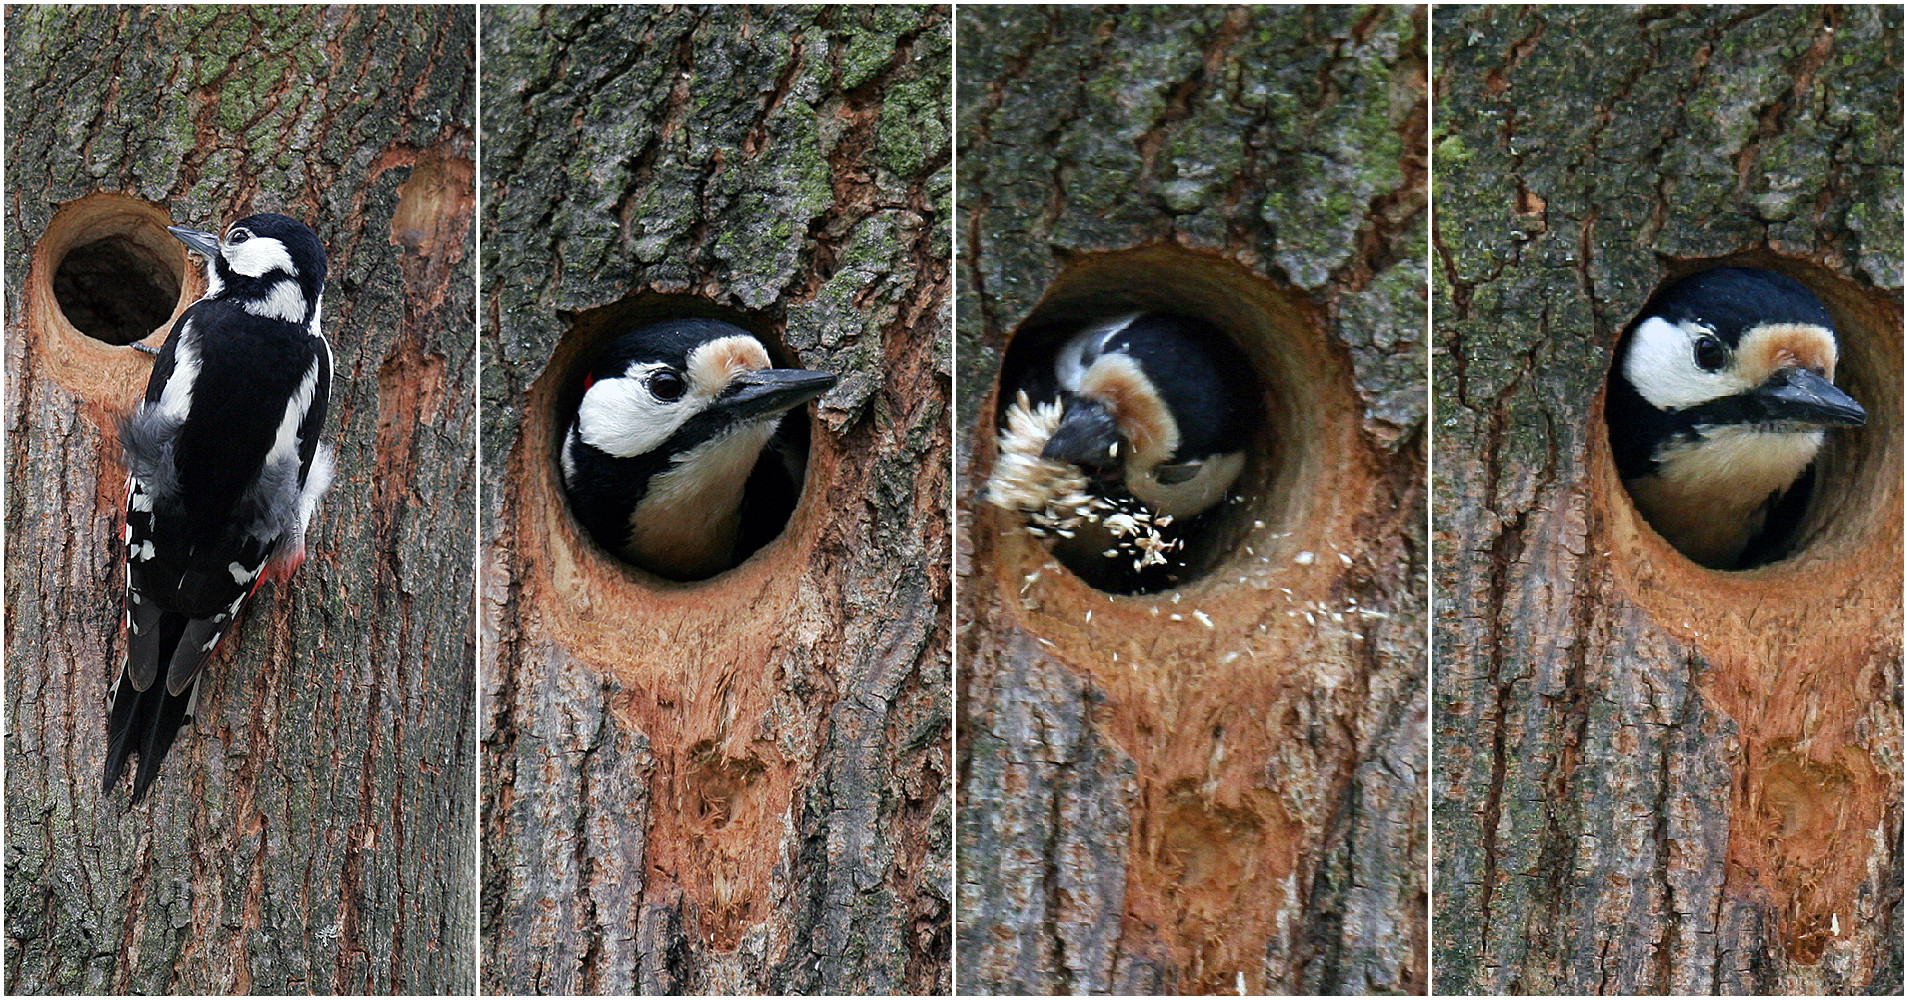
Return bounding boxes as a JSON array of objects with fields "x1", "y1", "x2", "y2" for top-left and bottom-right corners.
[
  {"x1": 1625, "y1": 426, "x2": 1823, "y2": 567},
  {"x1": 625, "y1": 419, "x2": 780, "y2": 578}
]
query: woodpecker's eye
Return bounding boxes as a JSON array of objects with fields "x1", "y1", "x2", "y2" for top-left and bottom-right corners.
[
  {"x1": 648, "y1": 370, "x2": 685, "y2": 401},
  {"x1": 1693, "y1": 335, "x2": 1726, "y2": 371},
  {"x1": 226, "y1": 228, "x2": 251, "y2": 245}
]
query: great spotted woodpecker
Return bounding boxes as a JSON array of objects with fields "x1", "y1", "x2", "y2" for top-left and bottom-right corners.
[
  {"x1": 560, "y1": 319, "x2": 836, "y2": 580},
  {"x1": 104, "y1": 213, "x2": 334, "y2": 803},
  {"x1": 986, "y1": 311, "x2": 1257, "y2": 590},
  {"x1": 1607, "y1": 267, "x2": 1865, "y2": 569}
]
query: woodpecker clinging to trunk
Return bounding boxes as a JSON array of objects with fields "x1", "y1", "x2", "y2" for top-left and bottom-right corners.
[
  {"x1": 560, "y1": 319, "x2": 836, "y2": 580},
  {"x1": 106, "y1": 212, "x2": 334, "y2": 803},
  {"x1": 986, "y1": 311, "x2": 1257, "y2": 591},
  {"x1": 1606, "y1": 267, "x2": 1865, "y2": 569}
]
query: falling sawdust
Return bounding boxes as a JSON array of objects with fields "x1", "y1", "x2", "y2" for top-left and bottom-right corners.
[{"x1": 985, "y1": 390, "x2": 1184, "y2": 573}]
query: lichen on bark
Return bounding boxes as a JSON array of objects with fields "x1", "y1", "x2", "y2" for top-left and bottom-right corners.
[
  {"x1": 5, "y1": 5, "x2": 476, "y2": 995},
  {"x1": 1433, "y1": 6, "x2": 1902, "y2": 994},
  {"x1": 480, "y1": 5, "x2": 951, "y2": 994},
  {"x1": 958, "y1": 5, "x2": 1427, "y2": 994}
]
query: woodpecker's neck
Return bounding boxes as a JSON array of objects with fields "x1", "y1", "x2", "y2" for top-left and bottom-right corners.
[
  {"x1": 211, "y1": 276, "x2": 320, "y2": 329},
  {"x1": 624, "y1": 420, "x2": 779, "y2": 578}
]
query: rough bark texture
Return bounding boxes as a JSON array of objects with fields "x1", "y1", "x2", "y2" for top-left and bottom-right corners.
[
  {"x1": 956, "y1": 6, "x2": 1427, "y2": 994},
  {"x1": 3, "y1": 6, "x2": 476, "y2": 995},
  {"x1": 1433, "y1": 6, "x2": 1902, "y2": 994},
  {"x1": 479, "y1": 6, "x2": 951, "y2": 994}
]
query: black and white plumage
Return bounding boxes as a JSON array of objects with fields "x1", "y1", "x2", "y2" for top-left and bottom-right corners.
[
  {"x1": 560, "y1": 319, "x2": 836, "y2": 580},
  {"x1": 105, "y1": 213, "x2": 334, "y2": 803},
  {"x1": 1607, "y1": 267, "x2": 1865, "y2": 569},
  {"x1": 986, "y1": 312, "x2": 1257, "y2": 589}
]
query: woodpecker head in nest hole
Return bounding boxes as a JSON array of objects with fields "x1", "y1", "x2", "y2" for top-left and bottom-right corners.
[
  {"x1": 1607, "y1": 267, "x2": 1865, "y2": 569},
  {"x1": 561, "y1": 318, "x2": 836, "y2": 581},
  {"x1": 986, "y1": 311, "x2": 1258, "y2": 592}
]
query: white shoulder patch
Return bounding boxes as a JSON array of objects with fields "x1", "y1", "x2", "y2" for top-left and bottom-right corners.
[
  {"x1": 561, "y1": 424, "x2": 580, "y2": 485},
  {"x1": 266, "y1": 357, "x2": 324, "y2": 469},
  {"x1": 155, "y1": 318, "x2": 202, "y2": 421}
]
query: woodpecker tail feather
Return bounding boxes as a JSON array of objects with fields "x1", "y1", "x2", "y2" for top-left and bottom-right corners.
[
  {"x1": 104, "y1": 609, "x2": 209, "y2": 803},
  {"x1": 103, "y1": 663, "x2": 199, "y2": 805}
]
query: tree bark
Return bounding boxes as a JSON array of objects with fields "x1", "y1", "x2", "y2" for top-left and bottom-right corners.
[
  {"x1": 478, "y1": 6, "x2": 951, "y2": 994},
  {"x1": 2, "y1": 6, "x2": 476, "y2": 994},
  {"x1": 1432, "y1": 6, "x2": 1902, "y2": 994},
  {"x1": 956, "y1": 6, "x2": 1427, "y2": 994}
]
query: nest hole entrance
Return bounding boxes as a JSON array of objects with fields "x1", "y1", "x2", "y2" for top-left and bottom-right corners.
[
  {"x1": 987, "y1": 248, "x2": 1329, "y2": 596},
  {"x1": 1601, "y1": 259, "x2": 1899, "y2": 573},
  {"x1": 35, "y1": 195, "x2": 189, "y2": 349},
  {"x1": 546, "y1": 294, "x2": 822, "y2": 584}
]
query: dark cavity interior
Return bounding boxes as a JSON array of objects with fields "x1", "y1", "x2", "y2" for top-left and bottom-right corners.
[{"x1": 53, "y1": 236, "x2": 181, "y2": 345}]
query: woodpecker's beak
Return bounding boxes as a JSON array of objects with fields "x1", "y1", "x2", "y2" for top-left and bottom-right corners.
[
  {"x1": 167, "y1": 225, "x2": 221, "y2": 261},
  {"x1": 1042, "y1": 395, "x2": 1124, "y2": 479},
  {"x1": 715, "y1": 367, "x2": 837, "y2": 423},
  {"x1": 1750, "y1": 366, "x2": 1866, "y2": 427}
]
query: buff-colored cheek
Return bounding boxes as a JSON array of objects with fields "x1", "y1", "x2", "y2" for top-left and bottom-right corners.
[
  {"x1": 1740, "y1": 324, "x2": 1837, "y2": 382},
  {"x1": 1079, "y1": 356, "x2": 1180, "y2": 465},
  {"x1": 687, "y1": 335, "x2": 772, "y2": 391}
]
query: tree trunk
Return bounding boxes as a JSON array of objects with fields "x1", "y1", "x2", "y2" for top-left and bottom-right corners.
[
  {"x1": 955, "y1": 6, "x2": 1427, "y2": 994},
  {"x1": 478, "y1": 6, "x2": 951, "y2": 994},
  {"x1": 1432, "y1": 6, "x2": 1902, "y2": 994},
  {"x1": 2, "y1": 6, "x2": 476, "y2": 994}
]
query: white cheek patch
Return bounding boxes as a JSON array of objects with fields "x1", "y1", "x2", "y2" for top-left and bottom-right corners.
[
  {"x1": 241, "y1": 278, "x2": 308, "y2": 323},
  {"x1": 223, "y1": 235, "x2": 298, "y2": 278},
  {"x1": 576, "y1": 362, "x2": 691, "y2": 458},
  {"x1": 1054, "y1": 315, "x2": 1137, "y2": 392},
  {"x1": 1623, "y1": 317, "x2": 1753, "y2": 410},
  {"x1": 685, "y1": 334, "x2": 770, "y2": 396}
]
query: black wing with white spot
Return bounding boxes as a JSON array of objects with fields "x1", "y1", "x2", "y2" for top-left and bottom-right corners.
[{"x1": 104, "y1": 255, "x2": 333, "y2": 803}]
